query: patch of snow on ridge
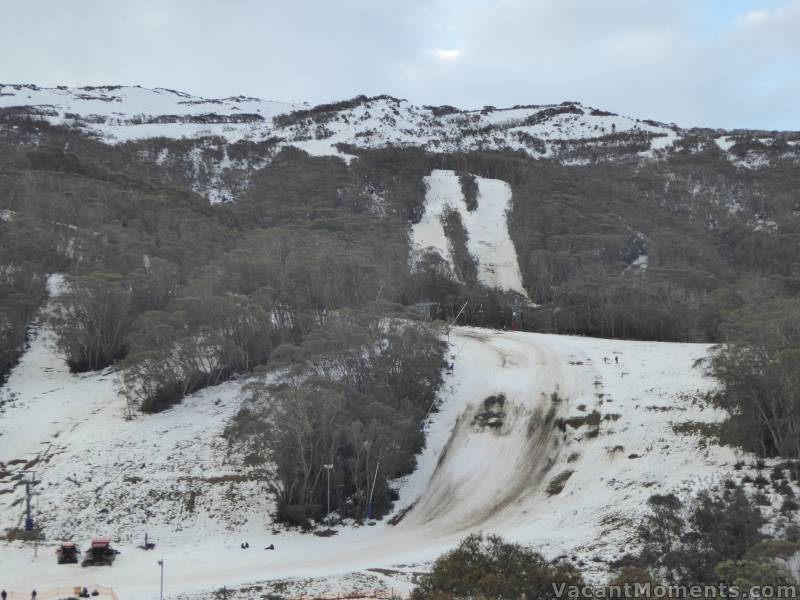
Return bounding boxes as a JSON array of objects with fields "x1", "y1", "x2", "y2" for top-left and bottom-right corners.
[
  {"x1": 1, "y1": 85, "x2": 683, "y2": 161},
  {"x1": 410, "y1": 170, "x2": 528, "y2": 298},
  {"x1": 0, "y1": 84, "x2": 295, "y2": 121}
]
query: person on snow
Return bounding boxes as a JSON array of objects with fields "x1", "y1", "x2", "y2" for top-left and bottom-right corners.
[
  {"x1": 615, "y1": 355, "x2": 619, "y2": 364},
  {"x1": 265, "y1": 543, "x2": 275, "y2": 550}
]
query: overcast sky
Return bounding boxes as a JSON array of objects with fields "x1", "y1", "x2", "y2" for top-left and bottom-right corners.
[{"x1": 2, "y1": 0, "x2": 798, "y2": 130}]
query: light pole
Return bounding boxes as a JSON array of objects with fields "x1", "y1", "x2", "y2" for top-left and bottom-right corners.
[
  {"x1": 367, "y1": 459, "x2": 380, "y2": 521},
  {"x1": 158, "y1": 559, "x2": 164, "y2": 600},
  {"x1": 323, "y1": 464, "x2": 333, "y2": 517}
]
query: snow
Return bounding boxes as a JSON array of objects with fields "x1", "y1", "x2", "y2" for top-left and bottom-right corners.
[
  {"x1": 0, "y1": 84, "x2": 294, "y2": 123},
  {"x1": 410, "y1": 170, "x2": 528, "y2": 298},
  {"x1": 715, "y1": 136, "x2": 736, "y2": 152},
  {"x1": 409, "y1": 171, "x2": 457, "y2": 270},
  {"x1": 0, "y1": 85, "x2": 683, "y2": 161},
  {"x1": 1, "y1": 282, "x2": 759, "y2": 597},
  {"x1": 626, "y1": 254, "x2": 649, "y2": 272},
  {"x1": 461, "y1": 176, "x2": 528, "y2": 296}
]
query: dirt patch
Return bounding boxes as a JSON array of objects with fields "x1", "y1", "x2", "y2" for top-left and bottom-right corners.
[
  {"x1": 2, "y1": 527, "x2": 45, "y2": 542},
  {"x1": 546, "y1": 470, "x2": 574, "y2": 496},
  {"x1": 558, "y1": 410, "x2": 601, "y2": 431},
  {"x1": 473, "y1": 394, "x2": 506, "y2": 429},
  {"x1": 387, "y1": 503, "x2": 414, "y2": 526}
]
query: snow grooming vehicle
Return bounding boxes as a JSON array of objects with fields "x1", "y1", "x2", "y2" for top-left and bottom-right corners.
[
  {"x1": 81, "y1": 538, "x2": 119, "y2": 567},
  {"x1": 56, "y1": 542, "x2": 80, "y2": 564}
]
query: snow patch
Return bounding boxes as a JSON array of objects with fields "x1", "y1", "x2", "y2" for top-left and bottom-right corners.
[{"x1": 410, "y1": 170, "x2": 528, "y2": 298}]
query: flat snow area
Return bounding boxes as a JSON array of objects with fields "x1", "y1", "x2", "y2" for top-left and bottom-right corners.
[
  {"x1": 411, "y1": 170, "x2": 528, "y2": 297},
  {"x1": 0, "y1": 291, "x2": 745, "y2": 598}
]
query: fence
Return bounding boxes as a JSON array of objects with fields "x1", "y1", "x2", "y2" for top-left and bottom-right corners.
[
  {"x1": 285, "y1": 591, "x2": 411, "y2": 600},
  {"x1": 3, "y1": 587, "x2": 118, "y2": 600}
]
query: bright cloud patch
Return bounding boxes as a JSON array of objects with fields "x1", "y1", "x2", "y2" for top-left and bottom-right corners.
[{"x1": 435, "y1": 49, "x2": 461, "y2": 60}]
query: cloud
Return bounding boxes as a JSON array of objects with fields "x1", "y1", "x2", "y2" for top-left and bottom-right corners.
[
  {"x1": 0, "y1": 0, "x2": 797, "y2": 129},
  {"x1": 435, "y1": 50, "x2": 461, "y2": 61}
]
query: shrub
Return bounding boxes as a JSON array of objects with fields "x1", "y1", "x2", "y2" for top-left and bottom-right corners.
[
  {"x1": 412, "y1": 534, "x2": 582, "y2": 600},
  {"x1": 546, "y1": 470, "x2": 574, "y2": 495}
]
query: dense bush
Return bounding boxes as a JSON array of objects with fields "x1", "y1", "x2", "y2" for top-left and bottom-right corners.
[
  {"x1": 712, "y1": 299, "x2": 800, "y2": 459},
  {"x1": 458, "y1": 172, "x2": 478, "y2": 211},
  {"x1": 636, "y1": 487, "x2": 765, "y2": 584},
  {"x1": 412, "y1": 533, "x2": 583, "y2": 600},
  {"x1": 49, "y1": 273, "x2": 132, "y2": 372},
  {"x1": 0, "y1": 256, "x2": 46, "y2": 382},
  {"x1": 225, "y1": 312, "x2": 446, "y2": 523}
]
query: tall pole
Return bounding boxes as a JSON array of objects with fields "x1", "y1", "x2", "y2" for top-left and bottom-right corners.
[
  {"x1": 323, "y1": 464, "x2": 333, "y2": 517},
  {"x1": 367, "y1": 459, "x2": 380, "y2": 520},
  {"x1": 158, "y1": 559, "x2": 164, "y2": 600},
  {"x1": 453, "y1": 300, "x2": 469, "y2": 325}
]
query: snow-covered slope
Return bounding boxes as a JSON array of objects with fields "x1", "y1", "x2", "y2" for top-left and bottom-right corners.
[
  {"x1": 0, "y1": 84, "x2": 296, "y2": 143},
  {"x1": 411, "y1": 169, "x2": 529, "y2": 297},
  {"x1": 0, "y1": 84, "x2": 679, "y2": 158},
  {"x1": 1, "y1": 284, "x2": 766, "y2": 598}
]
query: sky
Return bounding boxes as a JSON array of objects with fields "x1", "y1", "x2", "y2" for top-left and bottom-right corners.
[{"x1": 1, "y1": 0, "x2": 798, "y2": 130}]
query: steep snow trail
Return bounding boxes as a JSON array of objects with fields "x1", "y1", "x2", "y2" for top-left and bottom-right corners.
[
  {"x1": 409, "y1": 170, "x2": 458, "y2": 268},
  {"x1": 0, "y1": 319, "x2": 733, "y2": 598},
  {"x1": 410, "y1": 170, "x2": 528, "y2": 298},
  {"x1": 460, "y1": 177, "x2": 528, "y2": 295}
]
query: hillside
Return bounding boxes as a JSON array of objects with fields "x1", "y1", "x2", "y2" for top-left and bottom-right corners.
[
  {"x1": 1, "y1": 85, "x2": 799, "y2": 597},
  {"x1": 1, "y1": 283, "x2": 761, "y2": 597}
]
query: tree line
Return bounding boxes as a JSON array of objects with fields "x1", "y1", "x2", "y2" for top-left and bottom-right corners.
[{"x1": 225, "y1": 311, "x2": 446, "y2": 525}]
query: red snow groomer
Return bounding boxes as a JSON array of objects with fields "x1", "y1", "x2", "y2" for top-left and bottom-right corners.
[
  {"x1": 81, "y1": 537, "x2": 119, "y2": 567},
  {"x1": 56, "y1": 542, "x2": 80, "y2": 564}
]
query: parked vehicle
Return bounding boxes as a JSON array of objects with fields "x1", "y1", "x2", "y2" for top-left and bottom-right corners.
[
  {"x1": 81, "y1": 538, "x2": 119, "y2": 567},
  {"x1": 56, "y1": 542, "x2": 80, "y2": 564}
]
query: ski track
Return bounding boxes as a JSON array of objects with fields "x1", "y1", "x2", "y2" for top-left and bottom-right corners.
[{"x1": 0, "y1": 287, "x2": 748, "y2": 598}]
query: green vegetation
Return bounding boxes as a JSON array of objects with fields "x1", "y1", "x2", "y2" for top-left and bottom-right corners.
[
  {"x1": 633, "y1": 487, "x2": 766, "y2": 585},
  {"x1": 546, "y1": 469, "x2": 574, "y2": 495},
  {"x1": 711, "y1": 299, "x2": 800, "y2": 460},
  {"x1": 411, "y1": 533, "x2": 583, "y2": 600},
  {"x1": 225, "y1": 312, "x2": 446, "y2": 524}
]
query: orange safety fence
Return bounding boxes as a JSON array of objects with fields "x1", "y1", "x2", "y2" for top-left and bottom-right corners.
[
  {"x1": 3, "y1": 587, "x2": 118, "y2": 600},
  {"x1": 288, "y1": 591, "x2": 412, "y2": 600}
]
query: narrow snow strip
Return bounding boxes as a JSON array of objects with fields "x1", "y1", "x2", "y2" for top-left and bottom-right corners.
[
  {"x1": 409, "y1": 170, "x2": 458, "y2": 269},
  {"x1": 410, "y1": 170, "x2": 528, "y2": 297},
  {"x1": 461, "y1": 176, "x2": 527, "y2": 295}
]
